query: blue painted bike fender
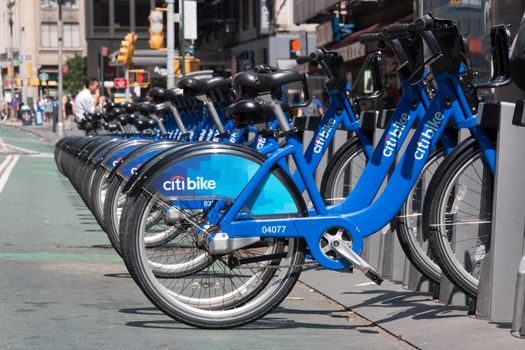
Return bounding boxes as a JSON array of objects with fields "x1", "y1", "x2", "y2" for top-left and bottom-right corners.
[{"x1": 142, "y1": 144, "x2": 304, "y2": 217}]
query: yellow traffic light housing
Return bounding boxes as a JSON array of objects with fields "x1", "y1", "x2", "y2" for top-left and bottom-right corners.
[
  {"x1": 117, "y1": 32, "x2": 138, "y2": 66},
  {"x1": 173, "y1": 56, "x2": 201, "y2": 77},
  {"x1": 148, "y1": 11, "x2": 164, "y2": 49}
]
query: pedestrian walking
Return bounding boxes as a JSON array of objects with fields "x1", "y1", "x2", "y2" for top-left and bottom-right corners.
[
  {"x1": 64, "y1": 96, "x2": 74, "y2": 130},
  {"x1": 10, "y1": 97, "x2": 18, "y2": 121},
  {"x1": 52, "y1": 97, "x2": 59, "y2": 132},
  {"x1": 44, "y1": 97, "x2": 53, "y2": 124}
]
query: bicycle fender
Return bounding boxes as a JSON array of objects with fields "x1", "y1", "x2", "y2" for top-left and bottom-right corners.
[
  {"x1": 134, "y1": 143, "x2": 305, "y2": 217},
  {"x1": 122, "y1": 142, "x2": 197, "y2": 195},
  {"x1": 108, "y1": 141, "x2": 174, "y2": 182}
]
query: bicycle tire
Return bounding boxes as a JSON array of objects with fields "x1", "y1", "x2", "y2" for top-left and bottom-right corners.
[
  {"x1": 396, "y1": 147, "x2": 446, "y2": 283},
  {"x1": 320, "y1": 137, "x2": 365, "y2": 205},
  {"x1": 424, "y1": 139, "x2": 493, "y2": 297}
]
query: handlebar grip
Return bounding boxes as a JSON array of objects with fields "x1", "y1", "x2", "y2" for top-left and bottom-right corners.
[
  {"x1": 382, "y1": 23, "x2": 411, "y2": 38},
  {"x1": 309, "y1": 50, "x2": 324, "y2": 61},
  {"x1": 296, "y1": 55, "x2": 310, "y2": 64},
  {"x1": 414, "y1": 15, "x2": 435, "y2": 31},
  {"x1": 359, "y1": 33, "x2": 383, "y2": 44}
]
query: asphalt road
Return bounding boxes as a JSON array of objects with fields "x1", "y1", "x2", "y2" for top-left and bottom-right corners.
[{"x1": 0, "y1": 126, "x2": 413, "y2": 350}]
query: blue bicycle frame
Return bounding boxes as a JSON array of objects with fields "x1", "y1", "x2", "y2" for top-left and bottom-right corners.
[{"x1": 214, "y1": 59, "x2": 496, "y2": 271}]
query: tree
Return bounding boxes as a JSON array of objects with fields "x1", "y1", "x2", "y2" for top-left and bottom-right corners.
[{"x1": 63, "y1": 54, "x2": 87, "y2": 96}]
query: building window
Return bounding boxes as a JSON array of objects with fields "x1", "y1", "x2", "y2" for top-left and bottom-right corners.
[
  {"x1": 94, "y1": 0, "x2": 110, "y2": 27},
  {"x1": 136, "y1": 0, "x2": 150, "y2": 27},
  {"x1": 41, "y1": 23, "x2": 58, "y2": 48},
  {"x1": 252, "y1": 1, "x2": 260, "y2": 29},
  {"x1": 41, "y1": 0, "x2": 78, "y2": 9},
  {"x1": 242, "y1": 0, "x2": 249, "y2": 30},
  {"x1": 115, "y1": 0, "x2": 131, "y2": 27},
  {"x1": 63, "y1": 23, "x2": 80, "y2": 48},
  {"x1": 41, "y1": 22, "x2": 80, "y2": 48}
]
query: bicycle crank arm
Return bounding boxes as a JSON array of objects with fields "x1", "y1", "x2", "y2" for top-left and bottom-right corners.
[{"x1": 331, "y1": 239, "x2": 383, "y2": 285}]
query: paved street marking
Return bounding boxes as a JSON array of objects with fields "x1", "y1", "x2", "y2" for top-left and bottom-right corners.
[
  {"x1": 0, "y1": 252, "x2": 121, "y2": 263},
  {"x1": 28, "y1": 152, "x2": 54, "y2": 158},
  {"x1": 4, "y1": 142, "x2": 39, "y2": 155},
  {"x1": 0, "y1": 155, "x2": 19, "y2": 194},
  {"x1": 0, "y1": 155, "x2": 13, "y2": 174},
  {"x1": 0, "y1": 137, "x2": 8, "y2": 152}
]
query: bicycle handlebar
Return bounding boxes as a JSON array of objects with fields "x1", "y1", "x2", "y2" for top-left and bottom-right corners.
[
  {"x1": 414, "y1": 15, "x2": 435, "y2": 31},
  {"x1": 295, "y1": 55, "x2": 310, "y2": 64},
  {"x1": 382, "y1": 23, "x2": 415, "y2": 38},
  {"x1": 359, "y1": 33, "x2": 384, "y2": 44},
  {"x1": 295, "y1": 49, "x2": 325, "y2": 65}
]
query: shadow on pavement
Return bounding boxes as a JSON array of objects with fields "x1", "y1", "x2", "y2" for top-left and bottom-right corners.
[
  {"x1": 337, "y1": 288, "x2": 470, "y2": 324},
  {"x1": 122, "y1": 306, "x2": 382, "y2": 332},
  {"x1": 104, "y1": 272, "x2": 131, "y2": 278}
]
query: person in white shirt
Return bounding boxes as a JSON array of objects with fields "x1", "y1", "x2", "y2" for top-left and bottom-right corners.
[{"x1": 74, "y1": 78, "x2": 100, "y2": 123}]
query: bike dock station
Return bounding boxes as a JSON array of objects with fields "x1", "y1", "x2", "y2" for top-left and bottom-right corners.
[
  {"x1": 295, "y1": 100, "x2": 525, "y2": 344},
  {"x1": 26, "y1": 9, "x2": 525, "y2": 348}
]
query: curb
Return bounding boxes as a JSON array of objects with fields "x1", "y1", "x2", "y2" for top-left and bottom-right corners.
[{"x1": 11, "y1": 125, "x2": 56, "y2": 145}]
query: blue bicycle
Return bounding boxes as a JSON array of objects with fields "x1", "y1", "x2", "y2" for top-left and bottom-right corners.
[{"x1": 114, "y1": 15, "x2": 514, "y2": 328}]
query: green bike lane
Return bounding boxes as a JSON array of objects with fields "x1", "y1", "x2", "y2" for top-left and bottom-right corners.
[
  {"x1": 0, "y1": 126, "x2": 55, "y2": 154},
  {"x1": 0, "y1": 128, "x2": 412, "y2": 350}
]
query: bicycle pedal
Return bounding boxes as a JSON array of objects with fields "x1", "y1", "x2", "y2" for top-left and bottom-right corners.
[{"x1": 363, "y1": 268, "x2": 383, "y2": 285}]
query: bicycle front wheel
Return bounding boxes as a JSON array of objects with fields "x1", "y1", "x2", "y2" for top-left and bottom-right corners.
[
  {"x1": 396, "y1": 148, "x2": 446, "y2": 283},
  {"x1": 425, "y1": 141, "x2": 493, "y2": 297},
  {"x1": 119, "y1": 146, "x2": 308, "y2": 328},
  {"x1": 320, "y1": 137, "x2": 366, "y2": 205},
  {"x1": 121, "y1": 190, "x2": 306, "y2": 328}
]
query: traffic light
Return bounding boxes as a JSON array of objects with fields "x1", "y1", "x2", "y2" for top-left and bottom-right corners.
[
  {"x1": 173, "y1": 56, "x2": 201, "y2": 77},
  {"x1": 149, "y1": 10, "x2": 164, "y2": 49},
  {"x1": 129, "y1": 69, "x2": 151, "y2": 87},
  {"x1": 289, "y1": 39, "x2": 301, "y2": 59},
  {"x1": 117, "y1": 32, "x2": 138, "y2": 66}
]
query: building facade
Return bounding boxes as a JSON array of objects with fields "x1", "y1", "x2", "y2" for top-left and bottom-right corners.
[
  {"x1": 84, "y1": 0, "x2": 164, "y2": 82},
  {"x1": 294, "y1": 0, "x2": 413, "y2": 107},
  {"x1": 196, "y1": 0, "x2": 317, "y2": 75},
  {"x1": 294, "y1": 0, "x2": 525, "y2": 102},
  {"x1": 0, "y1": 0, "x2": 87, "y2": 105}
]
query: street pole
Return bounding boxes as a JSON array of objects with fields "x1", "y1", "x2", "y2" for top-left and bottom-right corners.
[
  {"x1": 7, "y1": 1, "x2": 15, "y2": 119},
  {"x1": 99, "y1": 51, "x2": 104, "y2": 95},
  {"x1": 166, "y1": 0, "x2": 175, "y2": 88},
  {"x1": 179, "y1": 0, "x2": 185, "y2": 76},
  {"x1": 125, "y1": 69, "x2": 130, "y2": 101},
  {"x1": 56, "y1": 0, "x2": 64, "y2": 137},
  {"x1": 20, "y1": 27, "x2": 27, "y2": 105}
]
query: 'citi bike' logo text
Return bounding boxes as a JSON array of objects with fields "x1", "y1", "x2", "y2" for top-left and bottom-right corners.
[
  {"x1": 130, "y1": 163, "x2": 143, "y2": 175},
  {"x1": 162, "y1": 175, "x2": 217, "y2": 191},
  {"x1": 112, "y1": 157, "x2": 123, "y2": 167},
  {"x1": 256, "y1": 136, "x2": 267, "y2": 150},
  {"x1": 383, "y1": 113, "x2": 410, "y2": 157},
  {"x1": 314, "y1": 118, "x2": 337, "y2": 154},
  {"x1": 414, "y1": 112, "x2": 444, "y2": 160}
]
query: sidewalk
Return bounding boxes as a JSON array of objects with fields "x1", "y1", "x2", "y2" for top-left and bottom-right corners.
[
  {"x1": 298, "y1": 267, "x2": 524, "y2": 349},
  {"x1": 1, "y1": 120, "x2": 84, "y2": 145}
]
